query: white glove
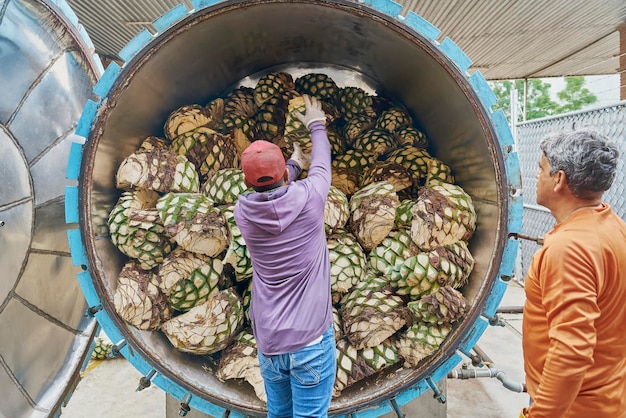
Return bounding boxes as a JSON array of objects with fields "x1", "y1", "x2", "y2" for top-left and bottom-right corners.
[
  {"x1": 290, "y1": 142, "x2": 312, "y2": 170},
  {"x1": 294, "y1": 95, "x2": 326, "y2": 129}
]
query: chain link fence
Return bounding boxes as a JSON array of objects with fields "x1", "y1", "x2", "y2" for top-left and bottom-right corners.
[{"x1": 514, "y1": 101, "x2": 626, "y2": 282}]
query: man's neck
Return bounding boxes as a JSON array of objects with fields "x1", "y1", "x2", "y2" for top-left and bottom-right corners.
[{"x1": 553, "y1": 200, "x2": 603, "y2": 223}]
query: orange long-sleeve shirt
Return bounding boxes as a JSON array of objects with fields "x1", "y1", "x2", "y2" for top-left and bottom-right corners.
[{"x1": 523, "y1": 204, "x2": 626, "y2": 418}]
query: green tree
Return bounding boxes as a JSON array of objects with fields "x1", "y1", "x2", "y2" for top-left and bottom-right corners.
[
  {"x1": 556, "y1": 76, "x2": 597, "y2": 113},
  {"x1": 489, "y1": 77, "x2": 598, "y2": 122},
  {"x1": 489, "y1": 79, "x2": 560, "y2": 123}
]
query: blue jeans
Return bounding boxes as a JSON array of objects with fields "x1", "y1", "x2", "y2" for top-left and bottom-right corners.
[{"x1": 258, "y1": 325, "x2": 336, "y2": 418}]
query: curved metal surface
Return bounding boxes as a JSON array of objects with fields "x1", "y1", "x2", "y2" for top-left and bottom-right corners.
[
  {"x1": 68, "y1": 0, "x2": 522, "y2": 416},
  {"x1": 0, "y1": 0, "x2": 101, "y2": 416}
]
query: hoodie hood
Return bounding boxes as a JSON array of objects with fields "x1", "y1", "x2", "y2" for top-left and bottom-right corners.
[{"x1": 235, "y1": 183, "x2": 307, "y2": 235}]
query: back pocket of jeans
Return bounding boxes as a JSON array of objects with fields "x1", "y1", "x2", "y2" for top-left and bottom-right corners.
[
  {"x1": 290, "y1": 345, "x2": 324, "y2": 386},
  {"x1": 259, "y1": 356, "x2": 283, "y2": 383}
]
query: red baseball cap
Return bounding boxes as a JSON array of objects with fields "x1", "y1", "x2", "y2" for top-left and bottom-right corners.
[{"x1": 241, "y1": 140, "x2": 286, "y2": 187}]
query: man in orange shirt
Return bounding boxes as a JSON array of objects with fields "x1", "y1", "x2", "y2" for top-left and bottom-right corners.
[{"x1": 522, "y1": 129, "x2": 626, "y2": 417}]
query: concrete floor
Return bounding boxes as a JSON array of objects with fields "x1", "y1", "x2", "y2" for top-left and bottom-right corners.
[{"x1": 59, "y1": 281, "x2": 529, "y2": 418}]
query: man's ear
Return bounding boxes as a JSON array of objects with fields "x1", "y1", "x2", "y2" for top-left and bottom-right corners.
[
  {"x1": 283, "y1": 168, "x2": 289, "y2": 183},
  {"x1": 553, "y1": 170, "x2": 568, "y2": 193},
  {"x1": 244, "y1": 178, "x2": 254, "y2": 189}
]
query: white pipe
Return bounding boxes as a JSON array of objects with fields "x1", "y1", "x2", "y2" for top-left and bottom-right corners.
[{"x1": 448, "y1": 367, "x2": 526, "y2": 393}]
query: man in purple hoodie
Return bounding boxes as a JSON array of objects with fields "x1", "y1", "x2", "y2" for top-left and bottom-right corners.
[{"x1": 234, "y1": 95, "x2": 335, "y2": 417}]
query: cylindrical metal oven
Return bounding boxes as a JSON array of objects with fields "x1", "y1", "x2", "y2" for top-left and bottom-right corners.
[
  {"x1": 9, "y1": 0, "x2": 523, "y2": 416},
  {"x1": 70, "y1": 1, "x2": 522, "y2": 415}
]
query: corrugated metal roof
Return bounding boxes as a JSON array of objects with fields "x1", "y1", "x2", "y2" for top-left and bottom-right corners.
[
  {"x1": 66, "y1": 0, "x2": 187, "y2": 57},
  {"x1": 65, "y1": 0, "x2": 626, "y2": 80},
  {"x1": 399, "y1": 0, "x2": 626, "y2": 79}
]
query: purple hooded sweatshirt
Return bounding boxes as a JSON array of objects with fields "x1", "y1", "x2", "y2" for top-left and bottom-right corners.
[{"x1": 233, "y1": 121, "x2": 333, "y2": 355}]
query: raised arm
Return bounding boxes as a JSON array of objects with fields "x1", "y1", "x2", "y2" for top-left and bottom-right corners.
[{"x1": 293, "y1": 95, "x2": 331, "y2": 190}]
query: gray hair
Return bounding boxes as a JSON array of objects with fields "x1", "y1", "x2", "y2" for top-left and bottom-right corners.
[{"x1": 540, "y1": 129, "x2": 619, "y2": 200}]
